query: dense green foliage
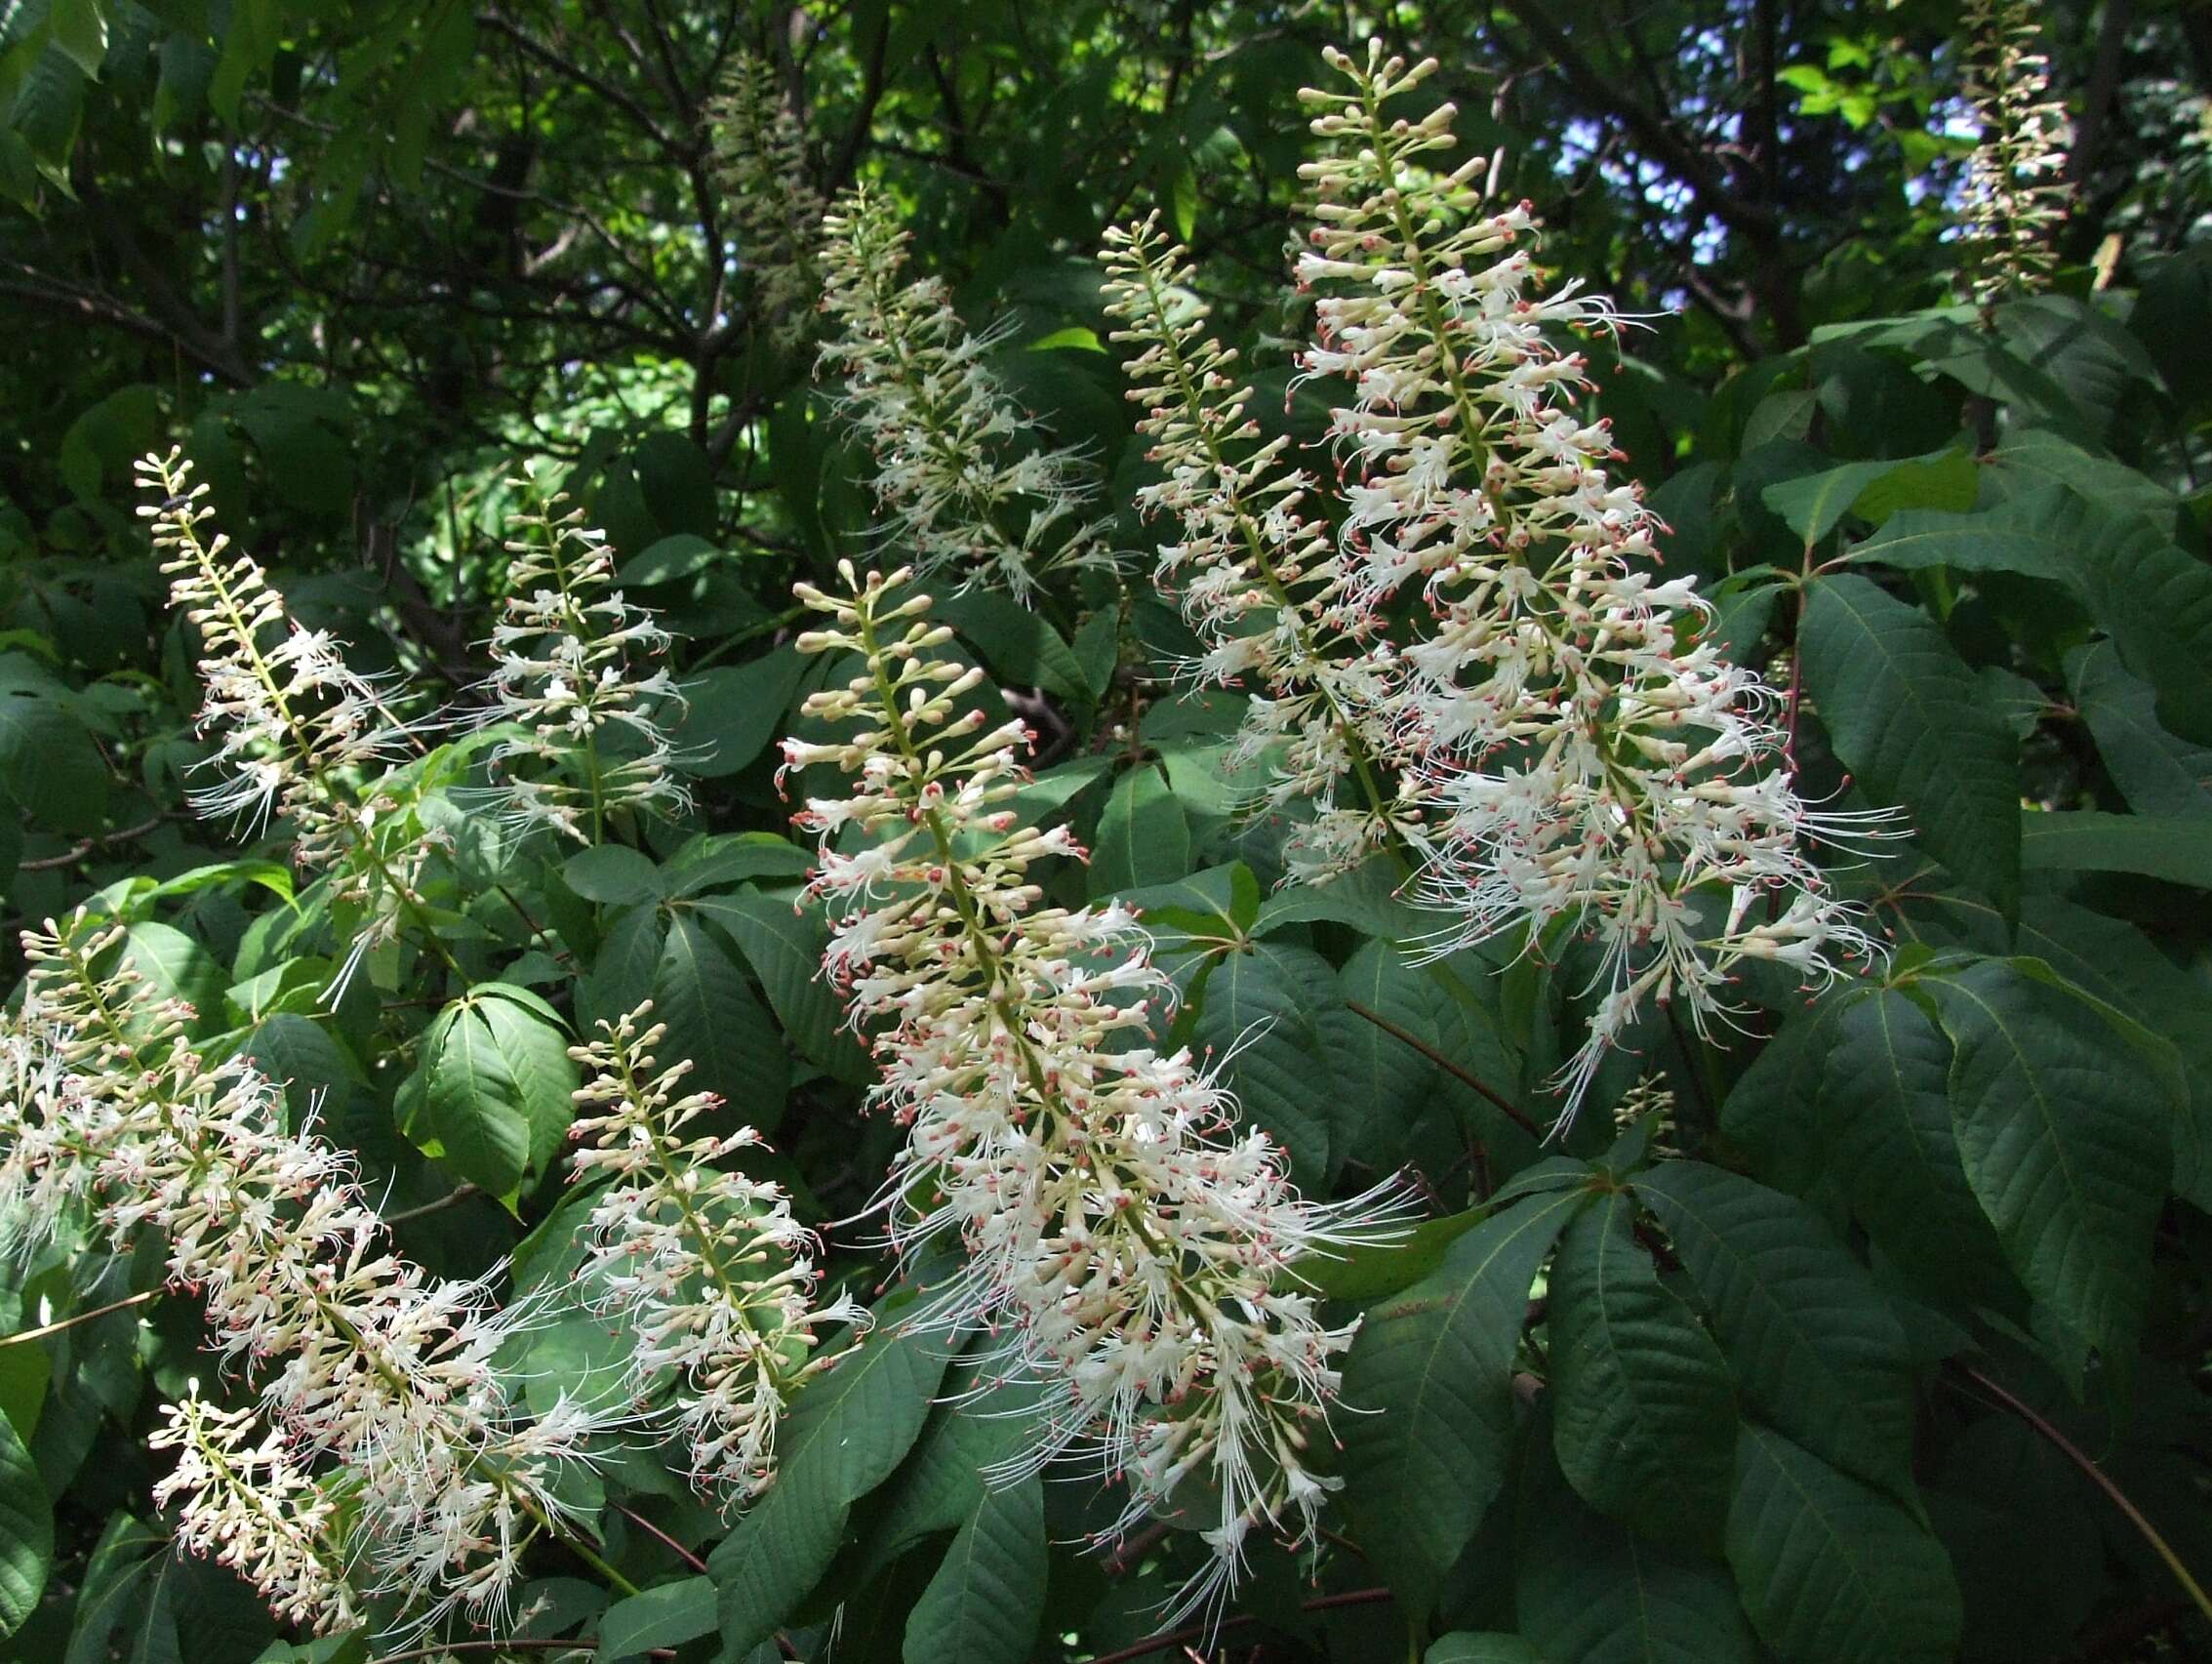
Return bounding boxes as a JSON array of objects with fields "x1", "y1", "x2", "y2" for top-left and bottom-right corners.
[{"x1": 1, "y1": 3, "x2": 2210, "y2": 1663}]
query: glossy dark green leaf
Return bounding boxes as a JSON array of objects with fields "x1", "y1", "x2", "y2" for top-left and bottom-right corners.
[
  {"x1": 0, "y1": 1407, "x2": 51, "y2": 1639},
  {"x1": 1633, "y1": 1162, "x2": 1911, "y2": 1494},
  {"x1": 1926, "y1": 961, "x2": 2170, "y2": 1365},
  {"x1": 1548, "y1": 1191, "x2": 1736, "y2": 1542},
  {"x1": 1799, "y1": 573, "x2": 2019, "y2": 914},
  {"x1": 1340, "y1": 1188, "x2": 1586, "y2": 1614},
  {"x1": 1726, "y1": 1422, "x2": 1961, "y2": 1664}
]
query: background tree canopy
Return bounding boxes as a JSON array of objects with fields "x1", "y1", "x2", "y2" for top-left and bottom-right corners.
[{"x1": 0, "y1": 3, "x2": 2209, "y2": 1664}]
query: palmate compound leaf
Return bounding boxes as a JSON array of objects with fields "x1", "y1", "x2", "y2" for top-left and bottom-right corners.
[
  {"x1": 1726, "y1": 1422, "x2": 1963, "y2": 1664},
  {"x1": 1798, "y1": 573, "x2": 2020, "y2": 916},
  {"x1": 708, "y1": 1321, "x2": 951, "y2": 1654},
  {"x1": 1546, "y1": 1189, "x2": 1736, "y2": 1546},
  {"x1": 1925, "y1": 960, "x2": 2171, "y2": 1370},
  {"x1": 653, "y1": 909, "x2": 787, "y2": 1126},
  {"x1": 1631, "y1": 1162, "x2": 1913, "y2": 1496},
  {"x1": 1339, "y1": 1187, "x2": 1587, "y2": 1616}
]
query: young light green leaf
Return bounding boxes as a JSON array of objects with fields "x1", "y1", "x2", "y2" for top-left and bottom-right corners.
[
  {"x1": 1726, "y1": 1422, "x2": 1962, "y2": 1664},
  {"x1": 1799, "y1": 573, "x2": 2020, "y2": 914}
]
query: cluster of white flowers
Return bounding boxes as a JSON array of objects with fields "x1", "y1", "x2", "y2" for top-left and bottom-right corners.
[
  {"x1": 1959, "y1": 0, "x2": 2071, "y2": 307},
  {"x1": 150, "y1": 1395, "x2": 358, "y2": 1634},
  {"x1": 1102, "y1": 46, "x2": 1882, "y2": 1118},
  {"x1": 817, "y1": 185, "x2": 1106, "y2": 600},
  {"x1": 781, "y1": 563, "x2": 1401, "y2": 1610},
  {"x1": 706, "y1": 50, "x2": 827, "y2": 340},
  {"x1": 567, "y1": 1002, "x2": 864, "y2": 1496},
  {"x1": 0, "y1": 915, "x2": 612, "y2": 1636},
  {"x1": 483, "y1": 463, "x2": 692, "y2": 842},
  {"x1": 137, "y1": 450, "x2": 436, "y2": 989},
  {"x1": 1102, "y1": 216, "x2": 1413, "y2": 879}
]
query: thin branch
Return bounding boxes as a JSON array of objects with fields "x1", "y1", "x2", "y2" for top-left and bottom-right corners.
[
  {"x1": 1949, "y1": 1363, "x2": 2212, "y2": 1626},
  {"x1": 0, "y1": 1288, "x2": 161, "y2": 1349},
  {"x1": 1345, "y1": 999, "x2": 1542, "y2": 1137},
  {"x1": 382, "y1": 1185, "x2": 482, "y2": 1227},
  {"x1": 20, "y1": 813, "x2": 176, "y2": 872}
]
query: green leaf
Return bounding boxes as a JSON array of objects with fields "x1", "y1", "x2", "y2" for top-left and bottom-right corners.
[
  {"x1": 672, "y1": 648, "x2": 809, "y2": 779},
  {"x1": 617, "y1": 533, "x2": 722, "y2": 587},
  {"x1": 1340, "y1": 1188, "x2": 1585, "y2": 1614},
  {"x1": 1844, "y1": 485, "x2": 2083, "y2": 585},
  {"x1": 50, "y1": 0, "x2": 106, "y2": 78},
  {"x1": 632, "y1": 432, "x2": 716, "y2": 539},
  {"x1": 1090, "y1": 762, "x2": 1189, "y2": 895},
  {"x1": 1427, "y1": 1638, "x2": 1548, "y2": 1664},
  {"x1": 2019, "y1": 809, "x2": 2212, "y2": 887},
  {"x1": 694, "y1": 890, "x2": 872, "y2": 1086},
  {"x1": 934, "y1": 590, "x2": 1090, "y2": 704},
  {"x1": 562, "y1": 844, "x2": 661, "y2": 905},
  {"x1": 1925, "y1": 961, "x2": 2170, "y2": 1366},
  {"x1": 2067, "y1": 644, "x2": 2212, "y2": 818},
  {"x1": 1799, "y1": 573, "x2": 2020, "y2": 914},
  {"x1": 711, "y1": 1325, "x2": 950, "y2": 1653},
  {"x1": 1515, "y1": 1425, "x2": 1757, "y2": 1664},
  {"x1": 1191, "y1": 942, "x2": 1337, "y2": 1185},
  {"x1": 421, "y1": 986, "x2": 579, "y2": 1198},
  {"x1": 1760, "y1": 449, "x2": 1969, "y2": 547},
  {"x1": 1815, "y1": 990, "x2": 2012, "y2": 1305},
  {"x1": 902, "y1": 1472, "x2": 1045, "y2": 1664},
  {"x1": 0, "y1": 1406, "x2": 51, "y2": 1639},
  {"x1": 652, "y1": 912, "x2": 786, "y2": 1129},
  {"x1": 597, "y1": 1577, "x2": 717, "y2": 1662},
  {"x1": 1633, "y1": 1162, "x2": 1911, "y2": 1494},
  {"x1": 1726, "y1": 1422, "x2": 1962, "y2": 1664},
  {"x1": 1548, "y1": 1192, "x2": 1736, "y2": 1544}
]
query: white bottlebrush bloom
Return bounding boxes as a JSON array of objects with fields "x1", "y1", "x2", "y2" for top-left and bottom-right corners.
[
  {"x1": 4, "y1": 914, "x2": 612, "y2": 1636},
  {"x1": 567, "y1": 1002, "x2": 864, "y2": 1496},
  {"x1": 782, "y1": 563, "x2": 1402, "y2": 1611},
  {"x1": 1102, "y1": 215, "x2": 1418, "y2": 879},
  {"x1": 482, "y1": 463, "x2": 693, "y2": 842},
  {"x1": 1959, "y1": 0, "x2": 2071, "y2": 307},
  {"x1": 151, "y1": 1395, "x2": 359, "y2": 1635},
  {"x1": 705, "y1": 50, "x2": 827, "y2": 340},
  {"x1": 817, "y1": 185, "x2": 1107, "y2": 600},
  {"x1": 137, "y1": 450, "x2": 441, "y2": 994},
  {"x1": 1275, "y1": 45, "x2": 1881, "y2": 1117}
]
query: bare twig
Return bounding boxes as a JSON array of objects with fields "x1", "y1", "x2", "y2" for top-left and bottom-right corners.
[{"x1": 0, "y1": 1288, "x2": 161, "y2": 1349}]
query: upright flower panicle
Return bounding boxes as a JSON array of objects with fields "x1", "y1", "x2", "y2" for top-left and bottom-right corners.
[
  {"x1": 482, "y1": 462, "x2": 692, "y2": 842},
  {"x1": 817, "y1": 185, "x2": 1107, "y2": 600},
  {"x1": 781, "y1": 563, "x2": 1402, "y2": 1611},
  {"x1": 151, "y1": 1395, "x2": 359, "y2": 1635},
  {"x1": 567, "y1": 1002, "x2": 864, "y2": 1496},
  {"x1": 705, "y1": 50, "x2": 827, "y2": 341},
  {"x1": 1, "y1": 914, "x2": 610, "y2": 1635},
  {"x1": 1291, "y1": 46, "x2": 1885, "y2": 1113},
  {"x1": 138, "y1": 451, "x2": 436, "y2": 988},
  {"x1": 1959, "y1": 0, "x2": 2071, "y2": 308},
  {"x1": 1102, "y1": 215, "x2": 1413, "y2": 878}
]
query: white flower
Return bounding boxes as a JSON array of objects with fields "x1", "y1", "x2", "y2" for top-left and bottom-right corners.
[
  {"x1": 151, "y1": 1394, "x2": 359, "y2": 1634},
  {"x1": 567, "y1": 1002, "x2": 861, "y2": 1497},
  {"x1": 786, "y1": 564, "x2": 1404, "y2": 1608},
  {"x1": 817, "y1": 187, "x2": 1108, "y2": 600},
  {"x1": 3, "y1": 914, "x2": 612, "y2": 1636},
  {"x1": 479, "y1": 462, "x2": 693, "y2": 841}
]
